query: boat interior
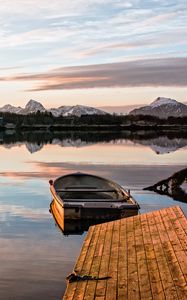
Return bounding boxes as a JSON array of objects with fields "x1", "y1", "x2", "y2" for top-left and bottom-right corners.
[{"x1": 54, "y1": 173, "x2": 128, "y2": 202}]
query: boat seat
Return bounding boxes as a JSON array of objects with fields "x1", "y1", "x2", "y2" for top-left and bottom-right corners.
[
  {"x1": 62, "y1": 198, "x2": 126, "y2": 202},
  {"x1": 64, "y1": 186, "x2": 98, "y2": 189},
  {"x1": 56, "y1": 188, "x2": 117, "y2": 193}
]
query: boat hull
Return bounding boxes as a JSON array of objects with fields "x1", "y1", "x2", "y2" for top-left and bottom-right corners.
[
  {"x1": 50, "y1": 198, "x2": 139, "y2": 235},
  {"x1": 51, "y1": 197, "x2": 139, "y2": 220}
]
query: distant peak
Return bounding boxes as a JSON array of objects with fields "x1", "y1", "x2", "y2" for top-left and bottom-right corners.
[
  {"x1": 150, "y1": 97, "x2": 178, "y2": 108},
  {"x1": 27, "y1": 99, "x2": 38, "y2": 104},
  {"x1": 2, "y1": 104, "x2": 15, "y2": 108},
  {"x1": 25, "y1": 99, "x2": 44, "y2": 107}
]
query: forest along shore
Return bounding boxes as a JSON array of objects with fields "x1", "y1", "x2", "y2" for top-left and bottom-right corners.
[{"x1": 0, "y1": 112, "x2": 187, "y2": 131}]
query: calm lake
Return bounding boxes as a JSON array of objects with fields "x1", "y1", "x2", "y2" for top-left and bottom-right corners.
[{"x1": 0, "y1": 131, "x2": 186, "y2": 299}]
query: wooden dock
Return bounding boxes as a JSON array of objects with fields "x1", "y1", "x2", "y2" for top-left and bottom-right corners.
[{"x1": 63, "y1": 206, "x2": 187, "y2": 299}]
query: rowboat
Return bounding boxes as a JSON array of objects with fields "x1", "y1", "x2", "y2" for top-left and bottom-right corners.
[{"x1": 49, "y1": 172, "x2": 140, "y2": 231}]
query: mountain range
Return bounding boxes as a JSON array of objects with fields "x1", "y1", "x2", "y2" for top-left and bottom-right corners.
[
  {"x1": 0, "y1": 100, "x2": 107, "y2": 117},
  {"x1": 0, "y1": 97, "x2": 187, "y2": 118},
  {"x1": 129, "y1": 97, "x2": 187, "y2": 118}
]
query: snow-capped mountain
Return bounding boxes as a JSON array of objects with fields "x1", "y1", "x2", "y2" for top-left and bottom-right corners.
[
  {"x1": 129, "y1": 97, "x2": 187, "y2": 118},
  {"x1": 0, "y1": 100, "x2": 107, "y2": 116},
  {"x1": 0, "y1": 104, "x2": 23, "y2": 114},
  {"x1": 49, "y1": 105, "x2": 107, "y2": 117},
  {"x1": 21, "y1": 100, "x2": 46, "y2": 114},
  {"x1": 0, "y1": 100, "x2": 46, "y2": 115},
  {"x1": 62, "y1": 105, "x2": 106, "y2": 117},
  {"x1": 49, "y1": 106, "x2": 72, "y2": 117},
  {"x1": 150, "y1": 97, "x2": 179, "y2": 108}
]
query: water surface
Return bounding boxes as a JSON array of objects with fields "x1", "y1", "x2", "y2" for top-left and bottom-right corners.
[{"x1": 0, "y1": 131, "x2": 186, "y2": 299}]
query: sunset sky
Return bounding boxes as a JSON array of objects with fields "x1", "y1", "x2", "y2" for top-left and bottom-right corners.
[{"x1": 0, "y1": 0, "x2": 186, "y2": 108}]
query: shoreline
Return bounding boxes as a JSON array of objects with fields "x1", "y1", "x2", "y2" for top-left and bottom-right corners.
[{"x1": 1, "y1": 124, "x2": 187, "y2": 131}]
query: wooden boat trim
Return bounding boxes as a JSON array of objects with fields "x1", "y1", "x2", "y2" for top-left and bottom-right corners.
[{"x1": 49, "y1": 180, "x2": 64, "y2": 207}]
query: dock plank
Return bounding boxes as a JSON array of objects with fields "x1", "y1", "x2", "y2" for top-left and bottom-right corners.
[
  {"x1": 105, "y1": 220, "x2": 120, "y2": 300},
  {"x1": 134, "y1": 216, "x2": 152, "y2": 300},
  {"x1": 168, "y1": 207, "x2": 187, "y2": 254},
  {"x1": 172, "y1": 206, "x2": 187, "y2": 235},
  {"x1": 126, "y1": 216, "x2": 140, "y2": 300},
  {"x1": 117, "y1": 219, "x2": 128, "y2": 299},
  {"x1": 73, "y1": 225, "x2": 101, "y2": 300},
  {"x1": 63, "y1": 206, "x2": 187, "y2": 300},
  {"x1": 63, "y1": 225, "x2": 98, "y2": 300},
  {"x1": 154, "y1": 209, "x2": 187, "y2": 300},
  {"x1": 140, "y1": 213, "x2": 165, "y2": 300},
  {"x1": 83, "y1": 222, "x2": 108, "y2": 300},
  {"x1": 95, "y1": 221, "x2": 114, "y2": 299},
  {"x1": 147, "y1": 211, "x2": 178, "y2": 299},
  {"x1": 159, "y1": 208, "x2": 187, "y2": 299}
]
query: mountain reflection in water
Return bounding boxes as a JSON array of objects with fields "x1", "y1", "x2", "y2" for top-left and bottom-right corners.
[{"x1": 0, "y1": 130, "x2": 187, "y2": 154}]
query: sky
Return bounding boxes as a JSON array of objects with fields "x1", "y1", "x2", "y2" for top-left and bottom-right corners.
[{"x1": 0, "y1": 0, "x2": 186, "y2": 108}]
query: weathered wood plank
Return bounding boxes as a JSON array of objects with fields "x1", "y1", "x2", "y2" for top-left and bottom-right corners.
[
  {"x1": 158, "y1": 208, "x2": 187, "y2": 299},
  {"x1": 117, "y1": 218, "x2": 128, "y2": 299},
  {"x1": 147, "y1": 211, "x2": 179, "y2": 299},
  {"x1": 83, "y1": 222, "x2": 108, "y2": 300},
  {"x1": 73, "y1": 225, "x2": 101, "y2": 300},
  {"x1": 126, "y1": 216, "x2": 140, "y2": 300},
  {"x1": 169, "y1": 207, "x2": 187, "y2": 254},
  {"x1": 134, "y1": 216, "x2": 152, "y2": 300},
  {"x1": 105, "y1": 220, "x2": 121, "y2": 300},
  {"x1": 160, "y1": 209, "x2": 187, "y2": 276},
  {"x1": 153, "y1": 210, "x2": 187, "y2": 300},
  {"x1": 140, "y1": 213, "x2": 165, "y2": 300},
  {"x1": 94, "y1": 221, "x2": 114, "y2": 299},
  {"x1": 75, "y1": 226, "x2": 96, "y2": 273},
  {"x1": 63, "y1": 225, "x2": 98, "y2": 300},
  {"x1": 172, "y1": 206, "x2": 187, "y2": 235}
]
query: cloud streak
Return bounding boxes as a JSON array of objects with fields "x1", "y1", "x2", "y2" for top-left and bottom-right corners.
[{"x1": 1, "y1": 57, "x2": 187, "y2": 90}]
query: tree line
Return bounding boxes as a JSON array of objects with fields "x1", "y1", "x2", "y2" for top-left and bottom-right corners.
[{"x1": 0, "y1": 110, "x2": 187, "y2": 127}]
